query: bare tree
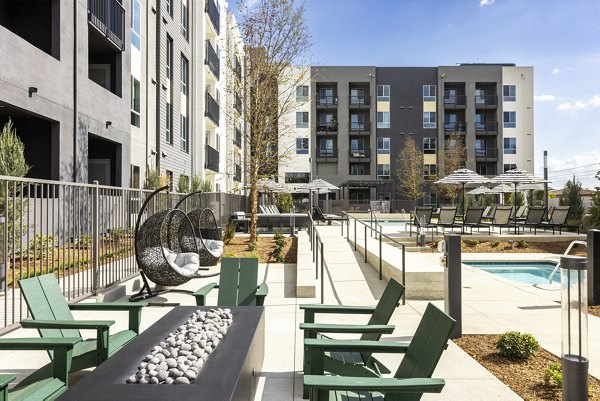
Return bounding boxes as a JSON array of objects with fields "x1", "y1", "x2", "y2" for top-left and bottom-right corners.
[
  {"x1": 233, "y1": 0, "x2": 311, "y2": 242},
  {"x1": 438, "y1": 132, "x2": 466, "y2": 205},
  {"x1": 395, "y1": 136, "x2": 425, "y2": 203}
]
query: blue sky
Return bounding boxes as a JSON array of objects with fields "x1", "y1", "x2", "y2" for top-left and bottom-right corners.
[{"x1": 234, "y1": 0, "x2": 600, "y2": 188}]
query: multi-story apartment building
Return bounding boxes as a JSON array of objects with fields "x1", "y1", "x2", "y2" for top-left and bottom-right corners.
[
  {"x1": 279, "y1": 64, "x2": 534, "y2": 207},
  {"x1": 0, "y1": 0, "x2": 131, "y2": 185}
]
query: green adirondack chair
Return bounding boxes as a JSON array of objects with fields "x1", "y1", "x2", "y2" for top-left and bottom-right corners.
[
  {"x1": 17, "y1": 274, "x2": 147, "y2": 384},
  {"x1": 303, "y1": 303, "x2": 456, "y2": 401},
  {"x1": 193, "y1": 257, "x2": 269, "y2": 306},
  {"x1": 0, "y1": 337, "x2": 80, "y2": 401},
  {"x1": 299, "y1": 278, "x2": 405, "y2": 389}
]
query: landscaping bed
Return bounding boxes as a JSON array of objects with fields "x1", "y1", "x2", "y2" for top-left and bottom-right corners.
[
  {"x1": 423, "y1": 240, "x2": 587, "y2": 256},
  {"x1": 454, "y1": 334, "x2": 600, "y2": 400},
  {"x1": 223, "y1": 236, "x2": 297, "y2": 263}
]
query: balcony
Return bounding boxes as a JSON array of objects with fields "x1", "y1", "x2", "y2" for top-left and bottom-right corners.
[
  {"x1": 205, "y1": 145, "x2": 219, "y2": 172},
  {"x1": 443, "y1": 95, "x2": 467, "y2": 108},
  {"x1": 349, "y1": 122, "x2": 371, "y2": 135},
  {"x1": 475, "y1": 148, "x2": 499, "y2": 161},
  {"x1": 205, "y1": 40, "x2": 220, "y2": 80},
  {"x1": 88, "y1": 0, "x2": 125, "y2": 51},
  {"x1": 475, "y1": 95, "x2": 498, "y2": 109},
  {"x1": 315, "y1": 147, "x2": 338, "y2": 162},
  {"x1": 234, "y1": 128, "x2": 242, "y2": 148},
  {"x1": 234, "y1": 56, "x2": 242, "y2": 80},
  {"x1": 444, "y1": 121, "x2": 466, "y2": 133},
  {"x1": 205, "y1": 0, "x2": 220, "y2": 35},
  {"x1": 316, "y1": 96, "x2": 338, "y2": 108},
  {"x1": 234, "y1": 94, "x2": 242, "y2": 113},
  {"x1": 234, "y1": 164, "x2": 242, "y2": 182},
  {"x1": 348, "y1": 95, "x2": 371, "y2": 109},
  {"x1": 316, "y1": 122, "x2": 338, "y2": 135},
  {"x1": 205, "y1": 92, "x2": 220, "y2": 126},
  {"x1": 475, "y1": 121, "x2": 498, "y2": 135},
  {"x1": 349, "y1": 149, "x2": 371, "y2": 162}
]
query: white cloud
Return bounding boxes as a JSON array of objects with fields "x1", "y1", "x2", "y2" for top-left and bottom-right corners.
[
  {"x1": 545, "y1": 151, "x2": 600, "y2": 188},
  {"x1": 557, "y1": 94, "x2": 600, "y2": 111},
  {"x1": 479, "y1": 0, "x2": 495, "y2": 6},
  {"x1": 551, "y1": 68, "x2": 560, "y2": 75},
  {"x1": 534, "y1": 95, "x2": 555, "y2": 102}
]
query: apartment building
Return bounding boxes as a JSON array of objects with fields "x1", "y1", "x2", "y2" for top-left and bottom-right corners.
[
  {"x1": 0, "y1": 0, "x2": 131, "y2": 185},
  {"x1": 280, "y1": 64, "x2": 534, "y2": 207}
]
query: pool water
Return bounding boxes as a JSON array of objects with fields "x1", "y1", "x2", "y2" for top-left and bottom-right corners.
[{"x1": 464, "y1": 261, "x2": 559, "y2": 285}]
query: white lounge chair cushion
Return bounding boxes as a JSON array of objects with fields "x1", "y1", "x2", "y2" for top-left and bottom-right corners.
[
  {"x1": 203, "y1": 239, "x2": 224, "y2": 257},
  {"x1": 161, "y1": 247, "x2": 200, "y2": 276}
]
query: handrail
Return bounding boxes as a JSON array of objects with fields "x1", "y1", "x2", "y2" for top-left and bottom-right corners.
[
  {"x1": 548, "y1": 240, "x2": 587, "y2": 284},
  {"x1": 368, "y1": 209, "x2": 382, "y2": 239},
  {"x1": 342, "y1": 212, "x2": 406, "y2": 305},
  {"x1": 307, "y1": 212, "x2": 326, "y2": 303}
]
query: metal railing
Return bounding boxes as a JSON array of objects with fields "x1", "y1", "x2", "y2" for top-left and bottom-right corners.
[
  {"x1": 205, "y1": 92, "x2": 220, "y2": 126},
  {"x1": 444, "y1": 122, "x2": 467, "y2": 132},
  {"x1": 341, "y1": 212, "x2": 406, "y2": 304},
  {"x1": 349, "y1": 95, "x2": 371, "y2": 106},
  {"x1": 475, "y1": 95, "x2": 498, "y2": 107},
  {"x1": 306, "y1": 213, "x2": 326, "y2": 303},
  {"x1": 316, "y1": 122, "x2": 338, "y2": 133},
  {"x1": 205, "y1": 145, "x2": 220, "y2": 172},
  {"x1": 316, "y1": 96, "x2": 338, "y2": 107},
  {"x1": 349, "y1": 122, "x2": 371, "y2": 133},
  {"x1": 475, "y1": 148, "x2": 499, "y2": 159},
  {"x1": 87, "y1": 0, "x2": 125, "y2": 51},
  {"x1": 315, "y1": 148, "x2": 338, "y2": 160},
  {"x1": 204, "y1": 40, "x2": 220, "y2": 79},
  {"x1": 349, "y1": 149, "x2": 371, "y2": 158},
  {"x1": 475, "y1": 121, "x2": 498, "y2": 133},
  {"x1": 443, "y1": 94, "x2": 467, "y2": 107},
  {"x1": 205, "y1": 0, "x2": 220, "y2": 34}
]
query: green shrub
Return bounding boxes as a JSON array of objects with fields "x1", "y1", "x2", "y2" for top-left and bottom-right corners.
[
  {"x1": 274, "y1": 232, "x2": 285, "y2": 241},
  {"x1": 466, "y1": 239, "x2": 479, "y2": 247},
  {"x1": 177, "y1": 175, "x2": 190, "y2": 193},
  {"x1": 246, "y1": 252, "x2": 259, "y2": 259},
  {"x1": 516, "y1": 239, "x2": 528, "y2": 248},
  {"x1": 222, "y1": 252, "x2": 239, "y2": 258},
  {"x1": 247, "y1": 242, "x2": 257, "y2": 251},
  {"x1": 490, "y1": 240, "x2": 500, "y2": 247},
  {"x1": 222, "y1": 222, "x2": 237, "y2": 245},
  {"x1": 276, "y1": 192, "x2": 294, "y2": 213},
  {"x1": 29, "y1": 234, "x2": 57, "y2": 260},
  {"x1": 495, "y1": 331, "x2": 539, "y2": 360},
  {"x1": 143, "y1": 170, "x2": 161, "y2": 189},
  {"x1": 543, "y1": 363, "x2": 562, "y2": 387},
  {"x1": 76, "y1": 234, "x2": 93, "y2": 248},
  {"x1": 108, "y1": 227, "x2": 126, "y2": 242}
]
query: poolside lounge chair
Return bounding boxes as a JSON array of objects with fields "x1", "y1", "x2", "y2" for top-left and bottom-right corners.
[
  {"x1": 481, "y1": 206, "x2": 493, "y2": 220},
  {"x1": 516, "y1": 206, "x2": 547, "y2": 234},
  {"x1": 462, "y1": 207, "x2": 490, "y2": 234},
  {"x1": 303, "y1": 303, "x2": 455, "y2": 401},
  {"x1": 436, "y1": 207, "x2": 461, "y2": 233},
  {"x1": 536, "y1": 206, "x2": 579, "y2": 235},
  {"x1": 482, "y1": 206, "x2": 513, "y2": 234},
  {"x1": 510, "y1": 205, "x2": 527, "y2": 222},
  {"x1": 406, "y1": 207, "x2": 434, "y2": 237},
  {"x1": 312, "y1": 205, "x2": 344, "y2": 224}
]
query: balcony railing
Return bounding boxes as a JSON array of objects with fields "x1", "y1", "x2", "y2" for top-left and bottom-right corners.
[
  {"x1": 316, "y1": 95, "x2": 338, "y2": 107},
  {"x1": 88, "y1": 0, "x2": 125, "y2": 51},
  {"x1": 205, "y1": 92, "x2": 220, "y2": 126},
  {"x1": 443, "y1": 94, "x2": 467, "y2": 107},
  {"x1": 234, "y1": 94, "x2": 242, "y2": 113},
  {"x1": 234, "y1": 164, "x2": 242, "y2": 182},
  {"x1": 205, "y1": 0, "x2": 220, "y2": 35},
  {"x1": 349, "y1": 95, "x2": 371, "y2": 107},
  {"x1": 475, "y1": 95, "x2": 498, "y2": 108},
  {"x1": 205, "y1": 145, "x2": 219, "y2": 171},
  {"x1": 444, "y1": 121, "x2": 466, "y2": 132},
  {"x1": 316, "y1": 147, "x2": 338, "y2": 161},
  {"x1": 349, "y1": 149, "x2": 371, "y2": 159},
  {"x1": 349, "y1": 121, "x2": 371, "y2": 133},
  {"x1": 475, "y1": 121, "x2": 498, "y2": 134},
  {"x1": 205, "y1": 40, "x2": 220, "y2": 79},
  {"x1": 475, "y1": 148, "x2": 499, "y2": 159},
  {"x1": 316, "y1": 122, "x2": 338, "y2": 133},
  {"x1": 234, "y1": 57, "x2": 242, "y2": 80},
  {"x1": 234, "y1": 128, "x2": 242, "y2": 148}
]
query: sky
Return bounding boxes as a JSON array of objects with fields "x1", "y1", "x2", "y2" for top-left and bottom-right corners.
[{"x1": 233, "y1": 0, "x2": 600, "y2": 188}]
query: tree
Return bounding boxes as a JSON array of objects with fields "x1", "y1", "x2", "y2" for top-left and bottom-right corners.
[
  {"x1": 559, "y1": 178, "x2": 585, "y2": 225},
  {"x1": 177, "y1": 175, "x2": 189, "y2": 193},
  {"x1": 0, "y1": 119, "x2": 30, "y2": 177},
  {"x1": 395, "y1": 136, "x2": 425, "y2": 203},
  {"x1": 438, "y1": 132, "x2": 466, "y2": 205},
  {"x1": 235, "y1": 0, "x2": 311, "y2": 242},
  {"x1": 586, "y1": 187, "x2": 600, "y2": 229},
  {"x1": 506, "y1": 192, "x2": 524, "y2": 207}
]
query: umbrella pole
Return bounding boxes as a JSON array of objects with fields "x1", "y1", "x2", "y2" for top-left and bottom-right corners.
[
  {"x1": 514, "y1": 183, "x2": 518, "y2": 234},
  {"x1": 462, "y1": 183, "x2": 466, "y2": 215}
]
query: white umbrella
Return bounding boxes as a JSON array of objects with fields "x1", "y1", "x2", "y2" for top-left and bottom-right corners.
[
  {"x1": 434, "y1": 169, "x2": 490, "y2": 213},
  {"x1": 467, "y1": 186, "x2": 491, "y2": 195},
  {"x1": 489, "y1": 184, "x2": 514, "y2": 193},
  {"x1": 306, "y1": 177, "x2": 339, "y2": 212}
]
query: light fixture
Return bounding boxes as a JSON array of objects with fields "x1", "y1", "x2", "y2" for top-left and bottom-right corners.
[
  {"x1": 440, "y1": 73, "x2": 446, "y2": 78},
  {"x1": 105, "y1": 121, "x2": 112, "y2": 128},
  {"x1": 28, "y1": 87, "x2": 38, "y2": 97},
  {"x1": 161, "y1": 151, "x2": 167, "y2": 158}
]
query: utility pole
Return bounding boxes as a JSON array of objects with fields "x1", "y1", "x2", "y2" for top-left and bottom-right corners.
[{"x1": 544, "y1": 150, "x2": 549, "y2": 207}]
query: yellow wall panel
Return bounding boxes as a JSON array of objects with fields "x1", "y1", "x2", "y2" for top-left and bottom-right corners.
[
  {"x1": 377, "y1": 101, "x2": 390, "y2": 112},
  {"x1": 424, "y1": 154, "x2": 437, "y2": 164},
  {"x1": 423, "y1": 101, "x2": 436, "y2": 112},
  {"x1": 377, "y1": 154, "x2": 390, "y2": 164}
]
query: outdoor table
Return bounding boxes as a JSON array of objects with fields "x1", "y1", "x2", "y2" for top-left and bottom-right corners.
[{"x1": 58, "y1": 306, "x2": 265, "y2": 401}]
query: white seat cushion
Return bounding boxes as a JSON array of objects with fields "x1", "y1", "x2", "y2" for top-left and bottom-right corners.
[{"x1": 203, "y1": 239, "x2": 224, "y2": 257}]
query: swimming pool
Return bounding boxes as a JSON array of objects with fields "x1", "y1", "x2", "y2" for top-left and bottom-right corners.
[{"x1": 464, "y1": 261, "x2": 559, "y2": 285}]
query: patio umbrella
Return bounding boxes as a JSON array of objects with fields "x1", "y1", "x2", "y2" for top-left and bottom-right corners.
[
  {"x1": 306, "y1": 177, "x2": 340, "y2": 212},
  {"x1": 489, "y1": 183, "x2": 514, "y2": 205},
  {"x1": 467, "y1": 186, "x2": 491, "y2": 195},
  {"x1": 490, "y1": 169, "x2": 550, "y2": 233},
  {"x1": 434, "y1": 169, "x2": 490, "y2": 213}
]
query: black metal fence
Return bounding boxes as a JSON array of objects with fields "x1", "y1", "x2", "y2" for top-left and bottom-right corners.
[{"x1": 87, "y1": 0, "x2": 125, "y2": 50}]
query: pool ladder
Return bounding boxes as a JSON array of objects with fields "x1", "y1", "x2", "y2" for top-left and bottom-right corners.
[{"x1": 547, "y1": 240, "x2": 587, "y2": 284}]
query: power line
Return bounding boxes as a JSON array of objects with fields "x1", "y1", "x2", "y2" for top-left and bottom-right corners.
[{"x1": 547, "y1": 163, "x2": 600, "y2": 174}]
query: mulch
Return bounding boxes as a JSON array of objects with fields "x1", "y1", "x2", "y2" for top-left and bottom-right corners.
[
  {"x1": 223, "y1": 236, "x2": 297, "y2": 263},
  {"x1": 454, "y1": 335, "x2": 600, "y2": 400}
]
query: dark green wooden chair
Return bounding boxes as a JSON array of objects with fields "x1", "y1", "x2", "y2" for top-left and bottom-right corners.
[
  {"x1": 303, "y1": 303, "x2": 456, "y2": 401},
  {"x1": 17, "y1": 274, "x2": 147, "y2": 383},
  {"x1": 193, "y1": 257, "x2": 268, "y2": 306},
  {"x1": 0, "y1": 337, "x2": 80, "y2": 401},
  {"x1": 299, "y1": 278, "x2": 405, "y2": 388}
]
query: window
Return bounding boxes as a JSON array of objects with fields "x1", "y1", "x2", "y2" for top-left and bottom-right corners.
[
  {"x1": 475, "y1": 114, "x2": 487, "y2": 130},
  {"x1": 131, "y1": 77, "x2": 141, "y2": 127},
  {"x1": 131, "y1": 165, "x2": 140, "y2": 188},
  {"x1": 475, "y1": 139, "x2": 487, "y2": 157},
  {"x1": 216, "y1": 133, "x2": 220, "y2": 151},
  {"x1": 285, "y1": 172, "x2": 309, "y2": 184},
  {"x1": 423, "y1": 112, "x2": 436, "y2": 129},
  {"x1": 319, "y1": 138, "x2": 334, "y2": 156},
  {"x1": 166, "y1": 0, "x2": 172, "y2": 16},
  {"x1": 504, "y1": 138, "x2": 517, "y2": 154},
  {"x1": 377, "y1": 85, "x2": 390, "y2": 102},
  {"x1": 350, "y1": 164, "x2": 365, "y2": 175},
  {"x1": 180, "y1": 114, "x2": 189, "y2": 152},
  {"x1": 475, "y1": 89, "x2": 486, "y2": 104},
  {"x1": 476, "y1": 165, "x2": 487, "y2": 175},
  {"x1": 424, "y1": 164, "x2": 437, "y2": 179},
  {"x1": 296, "y1": 112, "x2": 309, "y2": 128},
  {"x1": 423, "y1": 137, "x2": 436, "y2": 154},
  {"x1": 504, "y1": 163, "x2": 517, "y2": 172},
  {"x1": 181, "y1": 0, "x2": 189, "y2": 40},
  {"x1": 350, "y1": 139, "x2": 365, "y2": 157},
  {"x1": 444, "y1": 88, "x2": 457, "y2": 104},
  {"x1": 423, "y1": 192, "x2": 437, "y2": 206},
  {"x1": 377, "y1": 112, "x2": 390, "y2": 129},
  {"x1": 166, "y1": 36, "x2": 173, "y2": 81},
  {"x1": 377, "y1": 164, "x2": 390, "y2": 180},
  {"x1": 296, "y1": 138, "x2": 309, "y2": 154},
  {"x1": 165, "y1": 102, "x2": 173, "y2": 144},
  {"x1": 423, "y1": 85, "x2": 436, "y2": 101},
  {"x1": 181, "y1": 55, "x2": 189, "y2": 95},
  {"x1": 351, "y1": 114, "x2": 365, "y2": 130},
  {"x1": 503, "y1": 85, "x2": 516, "y2": 101},
  {"x1": 504, "y1": 111, "x2": 516, "y2": 128},
  {"x1": 166, "y1": 170, "x2": 174, "y2": 191},
  {"x1": 350, "y1": 88, "x2": 364, "y2": 104},
  {"x1": 296, "y1": 85, "x2": 308, "y2": 101},
  {"x1": 131, "y1": 0, "x2": 141, "y2": 50},
  {"x1": 318, "y1": 87, "x2": 334, "y2": 105},
  {"x1": 377, "y1": 137, "x2": 390, "y2": 154}
]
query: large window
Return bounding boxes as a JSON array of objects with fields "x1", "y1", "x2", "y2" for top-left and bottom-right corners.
[
  {"x1": 296, "y1": 85, "x2": 308, "y2": 101},
  {"x1": 181, "y1": 0, "x2": 189, "y2": 40},
  {"x1": 181, "y1": 55, "x2": 189, "y2": 95},
  {"x1": 476, "y1": 165, "x2": 488, "y2": 175},
  {"x1": 423, "y1": 85, "x2": 436, "y2": 101},
  {"x1": 350, "y1": 88, "x2": 364, "y2": 104},
  {"x1": 296, "y1": 112, "x2": 309, "y2": 128},
  {"x1": 377, "y1": 137, "x2": 390, "y2": 154},
  {"x1": 377, "y1": 85, "x2": 390, "y2": 101},
  {"x1": 285, "y1": 172, "x2": 309, "y2": 183},
  {"x1": 131, "y1": 0, "x2": 141, "y2": 50},
  {"x1": 350, "y1": 164, "x2": 365, "y2": 175},
  {"x1": 166, "y1": 102, "x2": 173, "y2": 144},
  {"x1": 166, "y1": 0, "x2": 172, "y2": 16},
  {"x1": 296, "y1": 138, "x2": 309, "y2": 154},
  {"x1": 180, "y1": 114, "x2": 189, "y2": 152},
  {"x1": 377, "y1": 112, "x2": 390, "y2": 128},
  {"x1": 377, "y1": 164, "x2": 390, "y2": 180},
  {"x1": 423, "y1": 192, "x2": 437, "y2": 206},
  {"x1": 424, "y1": 164, "x2": 437, "y2": 179},
  {"x1": 504, "y1": 137, "x2": 517, "y2": 154},
  {"x1": 504, "y1": 163, "x2": 517, "y2": 172},
  {"x1": 503, "y1": 85, "x2": 516, "y2": 101},
  {"x1": 318, "y1": 87, "x2": 334, "y2": 105},
  {"x1": 319, "y1": 138, "x2": 334, "y2": 156},
  {"x1": 131, "y1": 77, "x2": 141, "y2": 127},
  {"x1": 423, "y1": 137, "x2": 436, "y2": 154},
  {"x1": 423, "y1": 112, "x2": 436, "y2": 129},
  {"x1": 166, "y1": 36, "x2": 173, "y2": 81},
  {"x1": 351, "y1": 114, "x2": 365, "y2": 130},
  {"x1": 503, "y1": 111, "x2": 516, "y2": 128}
]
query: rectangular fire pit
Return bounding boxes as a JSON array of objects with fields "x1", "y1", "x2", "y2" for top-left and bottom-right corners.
[{"x1": 59, "y1": 306, "x2": 265, "y2": 401}]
